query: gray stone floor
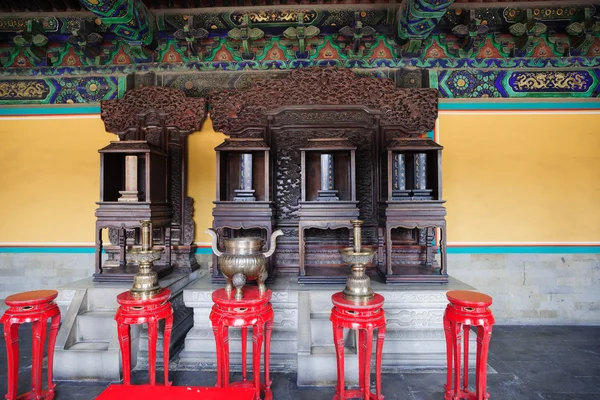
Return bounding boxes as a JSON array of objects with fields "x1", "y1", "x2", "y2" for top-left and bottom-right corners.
[{"x1": 0, "y1": 325, "x2": 599, "y2": 399}]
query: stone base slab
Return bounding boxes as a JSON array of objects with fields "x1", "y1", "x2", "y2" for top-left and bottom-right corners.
[{"x1": 179, "y1": 273, "x2": 477, "y2": 387}]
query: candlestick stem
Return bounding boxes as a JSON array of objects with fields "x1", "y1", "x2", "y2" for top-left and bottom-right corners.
[
  {"x1": 351, "y1": 220, "x2": 363, "y2": 254},
  {"x1": 141, "y1": 220, "x2": 151, "y2": 251}
]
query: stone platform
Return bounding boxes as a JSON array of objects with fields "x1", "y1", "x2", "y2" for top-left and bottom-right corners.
[{"x1": 178, "y1": 273, "x2": 477, "y2": 387}]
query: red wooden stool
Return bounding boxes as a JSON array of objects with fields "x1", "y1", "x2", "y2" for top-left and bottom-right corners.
[
  {"x1": 443, "y1": 290, "x2": 495, "y2": 400},
  {"x1": 330, "y1": 292, "x2": 386, "y2": 400},
  {"x1": 209, "y1": 287, "x2": 274, "y2": 400},
  {"x1": 115, "y1": 288, "x2": 173, "y2": 386},
  {"x1": 1, "y1": 290, "x2": 61, "y2": 400}
]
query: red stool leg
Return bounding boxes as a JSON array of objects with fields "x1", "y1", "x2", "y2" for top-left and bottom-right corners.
[
  {"x1": 47, "y1": 313, "x2": 60, "y2": 396},
  {"x1": 363, "y1": 328, "x2": 374, "y2": 400},
  {"x1": 476, "y1": 324, "x2": 493, "y2": 400},
  {"x1": 148, "y1": 318, "x2": 158, "y2": 385},
  {"x1": 212, "y1": 323, "x2": 225, "y2": 387},
  {"x1": 163, "y1": 313, "x2": 173, "y2": 386},
  {"x1": 443, "y1": 314, "x2": 453, "y2": 400},
  {"x1": 252, "y1": 323, "x2": 264, "y2": 400},
  {"x1": 31, "y1": 319, "x2": 47, "y2": 398},
  {"x1": 223, "y1": 326, "x2": 230, "y2": 387},
  {"x1": 358, "y1": 329, "x2": 365, "y2": 394},
  {"x1": 375, "y1": 326, "x2": 385, "y2": 400},
  {"x1": 264, "y1": 320, "x2": 274, "y2": 397},
  {"x1": 117, "y1": 321, "x2": 131, "y2": 385},
  {"x1": 242, "y1": 327, "x2": 248, "y2": 382},
  {"x1": 333, "y1": 323, "x2": 345, "y2": 400},
  {"x1": 444, "y1": 315, "x2": 454, "y2": 400},
  {"x1": 463, "y1": 324, "x2": 470, "y2": 393},
  {"x1": 452, "y1": 321, "x2": 462, "y2": 400},
  {"x1": 4, "y1": 321, "x2": 19, "y2": 400}
]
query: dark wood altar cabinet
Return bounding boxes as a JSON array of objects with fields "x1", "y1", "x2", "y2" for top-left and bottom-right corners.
[
  {"x1": 211, "y1": 138, "x2": 276, "y2": 283},
  {"x1": 94, "y1": 87, "x2": 206, "y2": 282},
  {"x1": 209, "y1": 68, "x2": 442, "y2": 284},
  {"x1": 94, "y1": 140, "x2": 172, "y2": 280},
  {"x1": 296, "y1": 136, "x2": 359, "y2": 283},
  {"x1": 378, "y1": 138, "x2": 448, "y2": 284}
]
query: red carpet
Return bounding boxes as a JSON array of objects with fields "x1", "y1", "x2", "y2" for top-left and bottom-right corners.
[{"x1": 95, "y1": 384, "x2": 256, "y2": 399}]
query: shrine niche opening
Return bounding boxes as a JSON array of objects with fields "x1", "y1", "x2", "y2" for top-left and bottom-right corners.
[{"x1": 209, "y1": 67, "x2": 446, "y2": 284}]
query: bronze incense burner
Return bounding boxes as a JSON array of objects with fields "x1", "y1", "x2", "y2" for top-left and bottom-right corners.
[{"x1": 206, "y1": 229, "x2": 283, "y2": 300}]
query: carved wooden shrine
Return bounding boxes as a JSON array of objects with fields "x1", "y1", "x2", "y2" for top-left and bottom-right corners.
[
  {"x1": 379, "y1": 138, "x2": 447, "y2": 283},
  {"x1": 297, "y1": 136, "x2": 359, "y2": 282},
  {"x1": 209, "y1": 68, "x2": 445, "y2": 283},
  {"x1": 94, "y1": 140, "x2": 172, "y2": 280},
  {"x1": 95, "y1": 86, "x2": 206, "y2": 281},
  {"x1": 211, "y1": 138, "x2": 276, "y2": 283}
]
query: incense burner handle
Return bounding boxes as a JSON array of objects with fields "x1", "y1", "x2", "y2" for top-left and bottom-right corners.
[
  {"x1": 262, "y1": 230, "x2": 284, "y2": 259},
  {"x1": 205, "y1": 228, "x2": 223, "y2": 257}
]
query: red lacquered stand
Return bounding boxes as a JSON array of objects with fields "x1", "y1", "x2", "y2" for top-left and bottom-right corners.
[
  {"x1": 443, "y1": 290, "x2": 495, "y2": 400},
  {"x1": 210, "y1": 287, "x2": 274, "y2": 400},
  {"x1": 115, "y1": 288, "x2": 173, "y2": 386},
  {"x1": 330, "y1": 292, "x2": 386, "y2": 400},
  {"x1": 1, "y1": 290, "x2": 61, "y2": 400}
]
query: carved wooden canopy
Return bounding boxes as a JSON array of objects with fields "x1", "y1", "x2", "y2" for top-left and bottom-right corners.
[
  {"x1": 101, "y1": 86, "x2": 207, "y2": 140},
  {"x1": 209, "y1": 67, "x2": 438, "y2": 136}
]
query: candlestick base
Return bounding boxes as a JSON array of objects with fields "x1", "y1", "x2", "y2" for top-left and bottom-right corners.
[
  {"x1": 118, "y1": 190, "x2": 140, "y2": 202},
  {"x1": 317, "y1": 189, "x2": 339, "y2": 201},
  {"x1": 339, "y1": 248, "x2": 376, "y2": 303},
  {"x1": 233, "y1": 189, "x2": 256, "y2": 202},
  {"x1": 127, "y1": 250, "x2": 163, "y2": 300}
]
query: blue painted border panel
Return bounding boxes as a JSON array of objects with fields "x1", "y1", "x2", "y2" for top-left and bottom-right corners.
[
  {"x1": 1, "y1": 101, "x2": 599, "y2": 117},
  {"x1": 438, "y1": 101, "x2": 600, "y2": 111},
  {"x1": 196, "y1": 247, "x2": 213, "y2": 255},
  {"x1": 1, "y1": 246, "x2": 598, "y2": 254},
  {"x1": 0, "y1": 246, "x2": 214, "y2": 254},
  {"x1": 0, "y1": 247, "x2": 96, "y2": 253},
  {"x1": 448, "y1": 246, "x2": 600, "y2": 254},
  {"x1": 0, "y1": 105, "x2": 101, "y2": 116}
]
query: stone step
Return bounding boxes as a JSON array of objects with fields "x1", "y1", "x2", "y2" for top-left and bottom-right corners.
[
  {"x1": 311, "y1": 345, "x2": 355, "y2": 355},
  {"x1": 54, "y1": 272, "x2": 197, "y2": 381},
  {"x1": 54, "y1": 345, "x2": 121, "y2": 381},
  {"x1": 76, "y1": 311, "x2": 116, "y2": 342},
  {"x1": 311, "y1": 318, "x2": 332, "y2": 346},
  {"x1": 67, "y1": 341, "x2": 111, "y2": 351},
  {"x1": 86, "y1": 288, "x2": 121, "y2": 310},
  {"x1": 54, "y1": 288, "x2": 123, "y2": 381}
]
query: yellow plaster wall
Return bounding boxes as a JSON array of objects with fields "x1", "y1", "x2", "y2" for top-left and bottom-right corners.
[
  {"x1": 0, "y1": 117, "x2": 112, "y2": 243},
  {"x1": 439, "y1": 112, "x2": 600, "y2": 242},
  {"x1": 0, "y1": 112, "x2": 598, "y2": 244},
  {"x1": 188, "y1": 118, "x2": 226, "y2": 243},
  {"x1": 0, "y1": 117, "x2": 225, "y2": 244}
]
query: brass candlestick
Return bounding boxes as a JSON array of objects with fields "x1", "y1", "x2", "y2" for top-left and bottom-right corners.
[
  {"x1": 339, "y1": 220, "x2": 376, "y2": 302},
  {"x1": 126, "y1": 220, "x2": 163, "y2": 299}
]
